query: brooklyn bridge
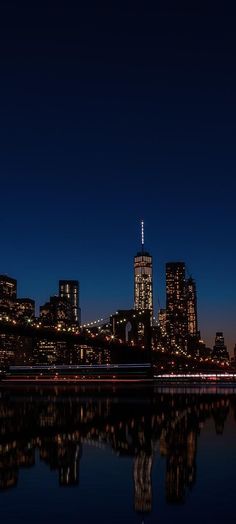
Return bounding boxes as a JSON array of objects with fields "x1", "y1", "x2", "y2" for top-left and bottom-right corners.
[{"x1": 0, "y1": 314, "x2": 234, "y2": 376}]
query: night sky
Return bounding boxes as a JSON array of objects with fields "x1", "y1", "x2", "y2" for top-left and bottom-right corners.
[{"x1": 0, "y1": 3, "x2": 236, "y2": 351}]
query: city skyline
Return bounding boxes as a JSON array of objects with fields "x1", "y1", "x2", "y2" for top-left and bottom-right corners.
[
  {"x1": 0, "y1": 4, "x2": 236, "y2": 524},
  {"x1": 0, "y1": 4, "x2": 236, "y2": 352},
  {"x1": 0, "y1": 222, "x2": 234, "y2": 354}
]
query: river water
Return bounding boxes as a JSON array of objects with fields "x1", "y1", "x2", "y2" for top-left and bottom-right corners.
[{"x1": 0, "y1": 386, "x2": 235, "y2": 523}]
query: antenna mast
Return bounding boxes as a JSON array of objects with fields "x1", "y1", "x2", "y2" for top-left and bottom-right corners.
[{"x1": 141, "y1": 220, "x2": 144, "y2": 252}]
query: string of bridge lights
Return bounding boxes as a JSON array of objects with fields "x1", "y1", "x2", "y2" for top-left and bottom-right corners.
[
  {"x1": 0, "y1": 313, "x2": 229, "y2": 367},
  {"x1": 81, "y1": 310, "x2": 147, "y2": 329},
  {"x1": 82, "y1": 318, "x2": 105, "y2": 328},
  {"x1": 82, "y1": 313, "x2": 191, "y2": 358}
]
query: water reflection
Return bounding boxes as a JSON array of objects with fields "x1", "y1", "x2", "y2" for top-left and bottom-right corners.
[{"x1": 0, "y1": 387, "x2": 235, "y2": 517}]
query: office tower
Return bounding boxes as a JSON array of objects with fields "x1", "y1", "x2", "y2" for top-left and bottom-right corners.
[
  {"x1": 212, "y1": 332, "x2": 229, "y2": 361},
  {"x1": 35, "y1": 339, "x2": 58, "y2": 364},
  {"x1": 0, "y1": 275, "x2": 17, "y2": 321},
  {"x1": 0, "y1": 275, "x2": 17, "y2": 300},
  {"x1": 166, "y1": 262, "x2": 187, "y2": 349},
  {"x1": 232, "y1": 344, "x2": 236, "y2": 368},
  {"x1": 134, "y1": 221, "x2": 153, "y2": 317},
  {"x1": 40, "y1": 296, "x2": 73, "y2": 328},
  {"x1": 15, "y1": 298, "x2": 35, "y2": 321},
  {"x1": 186, "y1": 277, "x2": 198, "y2": 336},
  {"x1": 59, "y1": 280, "x2": 80, "y2": 325}
]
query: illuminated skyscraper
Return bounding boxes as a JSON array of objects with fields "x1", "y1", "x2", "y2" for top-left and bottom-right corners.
[
  {"x1": 212, "y1": 332, "x2": 229, "y2": 361},
  {"x1": 59, "y1": 280, "x2": 80, "y2": 325},
  {"x1": 15, "y1": 298, "x2": 35, "y2": 321},
  {"x1": 186, "y1": 277, "x2": 198, "y2": 336},
  {"x1": 0, "y1": 275, "x2": 17, "y2": 300},
  {"x1": 0, "y1": 275, "x2": 17, "y2": 321},
  {"x1": 134, "y1": 221, "x2": 153, "y2": 318},
  {"x1": 40, "y1": 295, "x2": 73, "y2": 328},
  {"x1": 166, "y1": 262, "x2": 187, "y2": 349}
]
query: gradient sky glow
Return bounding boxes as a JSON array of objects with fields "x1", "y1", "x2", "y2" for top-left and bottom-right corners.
[{"x1": 0, "y1": 4, "x2": 236, "y2": 352}]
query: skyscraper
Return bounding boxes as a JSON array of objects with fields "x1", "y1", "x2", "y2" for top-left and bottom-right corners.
[
  {"x1": 0, "y1": 275, "x2": 17, "y2": 321},
  {"x1": 0, "y1": 275, "x2": 17, "y2": 300},
  {"x1": 186, "y1": 277, "x2": 198, "y2": 337},
  {"x1": 59, "y1": 280, "x2": 80, "y2": 325},
  {"x1": 40, "y1": 295, "x2": 73, "y2": 328},
  {"x1": 134, "y1": 221, "x2": 153, "y2": 318},
  {"x1": 212, "y1": 332, "x2": 229, "y2": 361},
  {"x1": 15, "y1": 298, "x2": 35, "y2": 321},
  {"x1": 166, "y1": 262, "x2": 187, "y2": 349}
]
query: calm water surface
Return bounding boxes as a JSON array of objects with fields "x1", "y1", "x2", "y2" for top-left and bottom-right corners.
[{"x1": 0, "y1": 386, "x2": 236, "y2": 523}]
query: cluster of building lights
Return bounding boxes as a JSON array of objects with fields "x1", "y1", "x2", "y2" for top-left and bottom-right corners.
[
  {"x1": 0, "y1": 225, "x2": 234, "y2": 372},
  {"x1": 0, "y1": 295, "x2": 232, "y2": 368}
]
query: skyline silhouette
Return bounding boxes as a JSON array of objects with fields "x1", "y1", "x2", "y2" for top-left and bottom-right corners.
[{"x1": 0, "y1": 4, "x2": 235, "y2": 350}]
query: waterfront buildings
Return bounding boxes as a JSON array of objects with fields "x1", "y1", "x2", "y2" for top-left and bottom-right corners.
[{"x1": 0, "y1": 248, "x2": 234, "y2": 364}]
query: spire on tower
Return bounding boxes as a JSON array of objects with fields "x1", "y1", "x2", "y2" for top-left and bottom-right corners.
[{"x1": 141, "y1": 220, "x2": 144, "y2": 252}]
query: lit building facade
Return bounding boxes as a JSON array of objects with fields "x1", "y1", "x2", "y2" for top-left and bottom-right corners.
[
  {"x1": 0, "y1": 275, "x2": 17, "y2": 300},
  {"x1": 134, "y1": 253, "x2": 153, "y2": 313},
  {"x1": 158, "y1": 308, "x2": 166, "y2": 333},
  {"x1": 231, "y1": 344, "x2": 236, "y2": 368},
  {"x1": 40, "y1": 296, "x2": 73, "y2": 328},
  {"x1": 59, "y1": 280, "x2": 80, "y2": 325},
  {"x1": 166, "y1": 262, "x2": 187, "y2": 349},
  {"x1": 35, "y1": 339, "x2": 58, "y2": 364},
  {"x1": 0, "y1": 275, "x2": 17, "y2": 321},
  {"x1": 15, "y1": 298, "x2": 35, "y2": 321},
  {"x1": 212, "y1": 332, "x2": 229, "y2": 361},
  {"x1": 0, "y1": 276, "x2": 35, "y2": 324},
  {"x1": 186, "y1": 277, "x2": 198, "y2": 336},
  {"x1": 134, "y1": 222, "x2": 153, "y2": 318}
]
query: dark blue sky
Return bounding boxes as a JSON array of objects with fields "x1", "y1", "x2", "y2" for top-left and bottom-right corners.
[{"x1": 0, "y1": 3, "x2": 236, "y2": 351}]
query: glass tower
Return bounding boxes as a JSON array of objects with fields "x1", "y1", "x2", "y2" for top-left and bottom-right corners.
[
  {"x1": 212, "y1": 332, "x2": 229, "y2": 361},
  {"x1": 166, "y1": 262, "x2": 187, "y2": 348},
  {"x1": 59, "y1": 280, "x2": 80, "y2": 325},
  {"x1": 0, "y1": 275, "x2": 17, "y2": 300},
  {"x1": 134, "y1": 221, "x2": 153, "y2": 317},
  {"x1": 186, "y1": 277, "x2": 198, "y2": 336}
]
